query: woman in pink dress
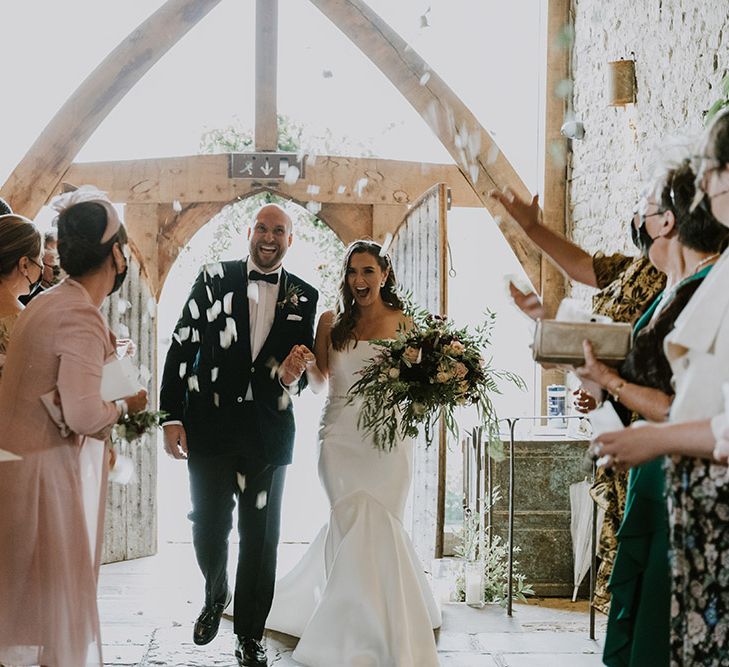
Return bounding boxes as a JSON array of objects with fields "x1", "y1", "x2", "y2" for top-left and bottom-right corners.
[{"x1": 0, "y1": 188, "x2": 147, "y2": 667}]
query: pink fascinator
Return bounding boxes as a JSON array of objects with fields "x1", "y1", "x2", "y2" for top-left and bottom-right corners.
[{"x1": 51, "y1": 185, "x2": 121, "y2": 243}]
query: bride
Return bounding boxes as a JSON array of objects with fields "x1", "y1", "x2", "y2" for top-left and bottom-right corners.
[{"x1": 266, "y1": 240, "x2": 441, "y2": 666}]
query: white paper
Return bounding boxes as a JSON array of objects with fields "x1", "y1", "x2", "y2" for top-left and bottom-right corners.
[
  {"x1": 108, "y1": 454, "x2": 136, "y2": 485},
  {"x1": 556, "y1": 298, "x2": 613, "y2": 324},
  {"x1": 588, "y1": 401, "x2": 624, "y2": 438},
  {"x1": 0, "y1": 448, "x2": 21, "y2": 462},
  {"x1": 101, "y1": 357, "x2": 141, "y2": 401}
]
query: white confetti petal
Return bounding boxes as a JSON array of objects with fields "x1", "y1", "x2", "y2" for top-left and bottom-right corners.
[
  {"x1": 211, "y1": 367, "x2": 219, "y2": 383},
  {"x1": 355, "y1": 178, "x2": 368, "y2": 197},
  {"x1": 191, "y1": 329, "x2": 200, "y2": 343},
  {"x1": 283, "y1": 165, "x2": 300, "y2": 185},
  {"x1": 380, "y1": 233, "x2": 393, "y2": 256},
  {"x1": 306, "y1": 200, "x2": 321, "y2": 215},
  {"x1": 278, "y1": 392, "x2": 290, "y2": 411},
  {"x1": 487, "y1": 144, "x2": 500, "y2": 165},
  {"x1": 172, "y1": 199, "x2": 182, "y2": 212},
  {"x1": 237, "y1": 473, "x2": 246, "y2": 493},
  {"x1": 223, "y1": 292, "x2": 234, "y2": 315},
  {"x1": 206, "y1": 300, "x2": 222, "y2": 322},
  {"x1": 117, "y1": 323, "x2": 130, "y2": 338},
  {"x1": 178, "y1": 362, "x2": 187, "y2": 378},
  {"x1": 188, "y1": 300, "x2": 200, "y2": 320},
  {"x1": 306, "y1": 184, "x2": 320, "y2": 195},
  {"x1": 300, "y1": 295, "x2": 308, "y2": 303},
  {"x1": 187, "y1": 375, "x2": 199, "y2": 392},
  {"x1": 256, "y1": 491, "x2": 268, "y2": 509},
  {"x1": 469, "y1": 164, "x2": 479, "y2": 183},
  {"x1": 247, "y1": 282, "x2": 260, "y2": 304},
  {"x1": 117, "y1": 298, "x2": 131, "y2": 314},
  {"x1": 206, "y1": 286, "x2": 213, "y2": 303},
  {"x1": 213, "y1": 392, "x2": 220, "y2": 407},
  {"x1": 337, "y1": 185, "x2": 347, "y2": 194},
  {"x1": 177, "y1": 326, "x2": 191, "y2": 342},
  {"x1": 205, "y1": 262, "x2": 224, "y2": 279},
  {"x1": 419, "y1": 71, "x2": 431, "y2": 86}
]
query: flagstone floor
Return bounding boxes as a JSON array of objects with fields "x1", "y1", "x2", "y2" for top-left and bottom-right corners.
[{"x1": 99, "y1": 542, "x2": 606, "y2": 666}]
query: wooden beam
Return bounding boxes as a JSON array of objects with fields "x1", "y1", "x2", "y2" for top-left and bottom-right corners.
[
  {"x1": 540, "y1": 0, "x2": 571, "y2": 411},
  {"x1": 372, "y1": 204, "x2": 407, "y2": 243},
  {"x1": 308, "y1": 0, "x2": 542, "y2": 292},
  {"x1": 0, "y1": 0, "x2": 223, "y2": 218},
  {"x1": 61, "y1": 154, "x2": 481, "y2": 208},
  {"x1": 255, "y1": 0, "x2": 279, "y2": 151},
  {"x1": 541, "y1": 0, "x2": 570, "y2": 318}
]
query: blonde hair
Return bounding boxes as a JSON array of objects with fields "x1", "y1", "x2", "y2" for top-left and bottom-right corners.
[{"x1": 0, "y1": 214, "x2": 42, "y2": 277}]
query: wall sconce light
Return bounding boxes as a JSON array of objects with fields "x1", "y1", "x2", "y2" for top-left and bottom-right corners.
[{"x1": 608, "y1": 57, "x2": 637, "y2": 106}]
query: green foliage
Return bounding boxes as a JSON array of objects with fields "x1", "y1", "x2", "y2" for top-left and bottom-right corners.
[
  {"x1": 113, "y1": 410, "x2": 168, "y2": 446},
  {"x1": 704, "y1": 73, "x2": 729, "y2": 125},
  {"x1": 198, "y1": 114, "x2": 349, "y2": 310},
  {"x1": 454, "y1": 487, "x2": 535, "y2": 605},
  {"x1": 349, "y1": 304, "x2": 525, "y2": 454}
]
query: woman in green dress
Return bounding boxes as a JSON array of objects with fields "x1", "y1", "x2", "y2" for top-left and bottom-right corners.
[{"x1": 576, "y1": 159, "x2": 728, "y2": 666}]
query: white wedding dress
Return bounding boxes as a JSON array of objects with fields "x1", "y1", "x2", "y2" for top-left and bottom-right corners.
[{"x1": 266, "y1": 341, "x2": 441, "y2": 666}]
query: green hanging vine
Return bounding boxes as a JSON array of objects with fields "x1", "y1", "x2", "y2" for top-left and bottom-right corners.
[{"x1": 705, "y1": 73, "x2": 729, "y2": 125}]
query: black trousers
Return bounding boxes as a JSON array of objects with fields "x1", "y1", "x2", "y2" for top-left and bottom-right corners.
[{"x1": 187, "y1": 450, "x2": 287, "y2": 639}]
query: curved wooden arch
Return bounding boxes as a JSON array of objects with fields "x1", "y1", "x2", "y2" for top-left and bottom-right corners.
[
  {"x1": 0, "y1": 0, "x2": 223, "y2": 216},
  {"x1": 2, "y1": 0, "x2": 542, "y2": 290}
]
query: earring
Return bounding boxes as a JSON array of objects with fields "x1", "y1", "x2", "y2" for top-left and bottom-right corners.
[{"x1": 380, "y1": 281, "x2": 386, "y2": 288}]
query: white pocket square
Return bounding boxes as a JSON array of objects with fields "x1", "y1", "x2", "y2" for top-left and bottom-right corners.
[{"x1": 286, "y1": 314, "x2": 303, "y2": 321}]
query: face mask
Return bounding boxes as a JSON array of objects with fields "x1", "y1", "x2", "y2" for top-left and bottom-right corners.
[
  {"x1": 25, "y1": 259, "x2": 43, "y2": 294},
  {"x1": 107, "y1": 246, "x2": 129, "y2": 296},
  {"x1": 630, "y1": 210, "x2": 664, "y2": 258}
]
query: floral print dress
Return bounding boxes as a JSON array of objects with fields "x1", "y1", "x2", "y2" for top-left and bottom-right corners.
[
  {"x1": 588, "y1": 253, "x2": 666, "y2": 614},
  {"x1": 665, "y1": 457, "x2": 729, "y2": 665}
]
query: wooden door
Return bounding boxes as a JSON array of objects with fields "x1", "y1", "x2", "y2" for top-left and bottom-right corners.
[{"x1": 389, "y1": 183, "x2": 449, "y2": 561}]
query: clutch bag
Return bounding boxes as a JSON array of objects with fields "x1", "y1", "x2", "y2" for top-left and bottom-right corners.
[{"x1": 532, "y1": 320, "x2": 632, "y2": 366}]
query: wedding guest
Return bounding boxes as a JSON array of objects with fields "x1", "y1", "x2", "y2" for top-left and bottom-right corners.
[
  {"x1": 491, "y1": 187, "x2": 665, "y2": 614},
  {"x1": 0, "y1": 213, "x2": 43, "y2": 377},
  {"x1": 20, "y1": 228, "x2": 62, "y2": 305},
  {"x1": 596, "y1": 109, "x2": 729, "y2": 665},
  {"x1": 574, "y1": 160, "x2": 727, "y2": 666},
  {"x1": 0, "y1": 188, "x2": 147, "y2": 667}
]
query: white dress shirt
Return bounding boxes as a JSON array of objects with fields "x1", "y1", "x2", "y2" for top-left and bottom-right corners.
[{"x1": 245, "y1": 258, "x2": 282, "y2": 400}]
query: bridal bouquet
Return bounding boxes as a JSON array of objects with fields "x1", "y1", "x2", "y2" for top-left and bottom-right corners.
[{"x1": 349, "y1": 307, "x2": 524, "y2": 454}]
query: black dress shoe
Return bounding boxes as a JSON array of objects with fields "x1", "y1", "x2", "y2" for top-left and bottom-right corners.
[
  {"x1": 193, "y1": 588, "x2": 231, "y2": 645},
  {"x1": 235, "y1": 635, "x2": 268, "y2": 666}
]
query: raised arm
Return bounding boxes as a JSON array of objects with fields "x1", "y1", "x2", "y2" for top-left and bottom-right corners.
[
  {"x1": 56, "y1": 309, "x2": 123, "y2": 436},
  {"x1": 490, "y1": 189, "x2": 598, "y2": 288}
]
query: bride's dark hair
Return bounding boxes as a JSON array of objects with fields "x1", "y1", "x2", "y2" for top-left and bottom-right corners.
[{"x1": 330, "y1": 240, "x2": 404, "y2": 351}]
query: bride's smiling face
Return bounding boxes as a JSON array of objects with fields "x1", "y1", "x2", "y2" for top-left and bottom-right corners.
[{"x1": 347, "y1": 251, "x2": 388, "y2": 308}]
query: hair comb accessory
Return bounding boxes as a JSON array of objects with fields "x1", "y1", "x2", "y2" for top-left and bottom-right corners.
[{"x1": 51, "y1": 184, "x2": 121, "y2": 244}]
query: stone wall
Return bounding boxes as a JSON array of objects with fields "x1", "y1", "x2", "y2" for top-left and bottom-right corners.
[{"x1": 568, "y1": 0, "x2": 729, "y2": 301}]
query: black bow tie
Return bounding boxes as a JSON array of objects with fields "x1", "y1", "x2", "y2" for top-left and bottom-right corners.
[{"x1": 248, "y1": 270, "x2": 279, "y2": 285}]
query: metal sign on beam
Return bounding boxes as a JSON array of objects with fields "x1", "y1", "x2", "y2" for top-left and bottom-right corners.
[{"x1": 228, "y1": 153, "x2": 305, "y2": 180}]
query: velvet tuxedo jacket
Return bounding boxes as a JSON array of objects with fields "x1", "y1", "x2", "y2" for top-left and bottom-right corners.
[{"x1": 160, "y1": 259, "x2": 318, "y2": 464}]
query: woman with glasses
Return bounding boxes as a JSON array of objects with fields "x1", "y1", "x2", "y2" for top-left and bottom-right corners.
[
  {"x1": 596, "y1": 109, "x2": 729, "y2": 665},
  {"x1": 0, "y1": 213, "x2": 43, "y2": 378},
  {"x1": 575, "y1": 159, "x2": 728, "y2": 666}
]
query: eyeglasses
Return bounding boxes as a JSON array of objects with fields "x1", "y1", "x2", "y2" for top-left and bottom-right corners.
[{"x1": 630, "y1": 207, "x2": 665, "y2": 248}]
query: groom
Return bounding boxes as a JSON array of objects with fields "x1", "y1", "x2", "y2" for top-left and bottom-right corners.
[{"x1": 160, "y1": 203, "x2": 318, "y2": 667}]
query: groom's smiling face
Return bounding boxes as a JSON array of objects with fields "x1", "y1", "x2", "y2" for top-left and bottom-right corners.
[{"x1": 248, "y1": 204, "x2": 293, "y2": 270}]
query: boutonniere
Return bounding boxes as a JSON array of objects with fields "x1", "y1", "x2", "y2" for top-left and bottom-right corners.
[{"x1": 278, "y1": 282, "x2": 305, "y2": 311}]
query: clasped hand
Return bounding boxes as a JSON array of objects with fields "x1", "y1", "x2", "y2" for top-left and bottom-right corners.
[{"x1": 280, "y1": 345, "x2": 316, "y2": 386}]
